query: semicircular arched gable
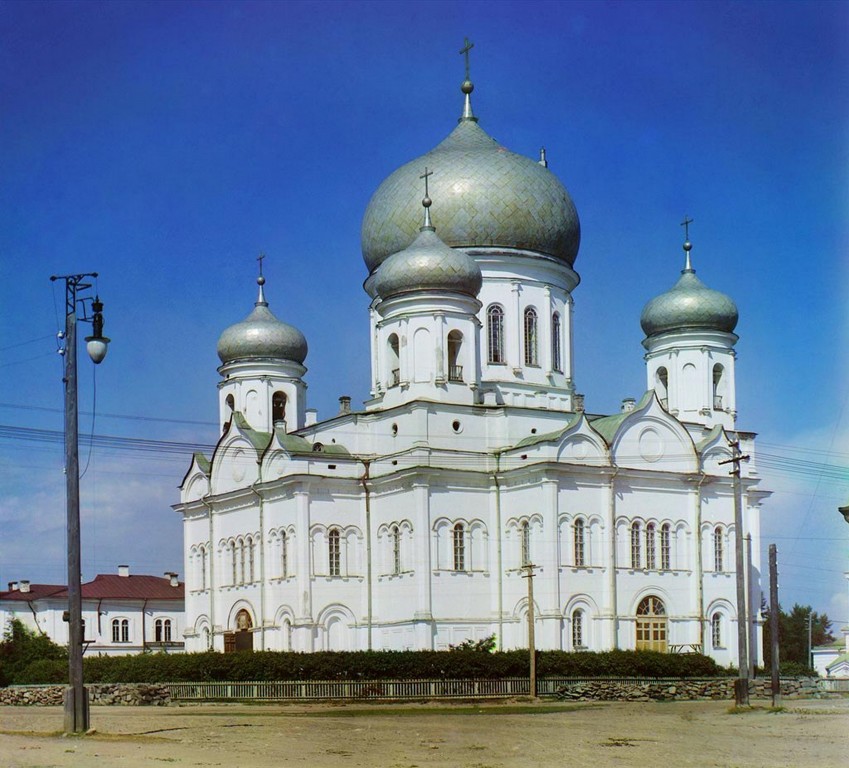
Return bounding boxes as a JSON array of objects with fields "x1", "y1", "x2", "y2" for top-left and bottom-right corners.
[{"x1": 611, "y1": 416, "x2": 698, "y2": 473}]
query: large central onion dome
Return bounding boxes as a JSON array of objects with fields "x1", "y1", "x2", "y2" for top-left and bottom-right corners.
[
  {"x1": 361, "y1": 83, "x2": 580, "y2": 273},
  {"x1": 217, "y1": 277, "x2": 308, "y2": 365},
  {"x1": 641, "y1": 241, "x2": 738, "y2": 337}
]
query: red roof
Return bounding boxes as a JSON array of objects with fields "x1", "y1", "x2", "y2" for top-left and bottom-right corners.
[
  {"x1": 0, "y1": 584, "x2": 65, "y2": 601},
  {"x1": 2, "y1": 576, "x2": 183, "y2": 602}
]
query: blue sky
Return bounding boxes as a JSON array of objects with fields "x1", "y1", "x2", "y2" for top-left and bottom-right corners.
[{"x1": 1, "y1": 1, "x2": 847, "y2": 629}]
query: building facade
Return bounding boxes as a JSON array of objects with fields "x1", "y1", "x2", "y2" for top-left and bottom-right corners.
[
  {"x1": 0, "y1": 567, "x2": 185, "y2": 655},
  {"x1": 176, "y1": 66, "x2": 769, "y2": 665}
]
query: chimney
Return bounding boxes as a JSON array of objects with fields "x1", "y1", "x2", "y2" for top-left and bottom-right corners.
[
  {"x1": 8, "y1": 581, "x2": 18, "y2": 591},
  {"x1": 305, "y1": 409, "x2": 318, "y2": 427},
  {"x1": 574, "y1": 393, "x2": 585, "y2": 412},
  {"x1": 621, "y1": 397, "x2": 636, "y2": 413},
  {"x1": 338, "y1": 395, "x2": 351, "y2": 415},
  {"x1": 118, "y1": 564, "x2": 130, "y2": 578},
  {"x1": 18, "y1": 580, "x2": 30, "y2": 593},
  {"x1": 165, "y1": 572, "x2": 179, "y2": 588}
]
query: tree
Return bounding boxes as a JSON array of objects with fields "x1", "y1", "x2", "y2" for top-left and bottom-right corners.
[
  {"x1": 0, "y1": 618, "x2": 67, "y2": 686},
  {"x1": 762, "y1": 602, "x2": 833, "y2": 671}
]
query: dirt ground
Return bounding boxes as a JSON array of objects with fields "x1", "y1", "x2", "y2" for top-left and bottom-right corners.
[{"x1": 0, "y1": 698, "x2": 846, "y2": 768}]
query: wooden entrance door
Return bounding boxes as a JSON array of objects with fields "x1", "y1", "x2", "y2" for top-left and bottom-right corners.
[{"x1": 635, "y1": 595, "x2": 668, "y2": 652}]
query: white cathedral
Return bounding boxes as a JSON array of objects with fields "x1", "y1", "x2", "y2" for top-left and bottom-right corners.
[{"x1": 176, "y1": 63, "x2": 768, "y2": 665}]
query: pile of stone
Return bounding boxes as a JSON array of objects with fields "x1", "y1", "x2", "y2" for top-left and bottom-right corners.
[
  {"x1": 554, "y1": 677, "x2": 821, "y2": 701},
  {"x1": 0, "y1": 684, "x2": 171, "y2": 706}
]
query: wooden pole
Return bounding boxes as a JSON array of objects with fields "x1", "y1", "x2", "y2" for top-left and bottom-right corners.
[
  {"x1": 523, "y1": 564, "x2": 536, "y2": 698},
  {"x1": 769, "y1": 544, "x2": 780, "y2": 707}
]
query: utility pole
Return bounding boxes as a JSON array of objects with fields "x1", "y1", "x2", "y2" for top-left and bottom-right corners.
[
  {"x1": 768, "y1": 544, "x2": 780, "y2": 707},
  {"x1": 746, "y1": 533, "x2": 756, "y2": 677},
  {"x1": 806, "y1": 612, "x2": 813, "y2": 671},
  {"x1": 522, "y1": 563, "x2": 537, "y2": 698},
  {"x1": 51, "y1": 273, "x2": 110, "y2": 734},
  {"x1": 720, "y1": 438, "x2": 750, "y2": 706}
]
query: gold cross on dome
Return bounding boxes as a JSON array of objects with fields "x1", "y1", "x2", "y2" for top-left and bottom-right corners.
[{"x1": 460, "y1": 37, "x2": 474, "y2": 80}]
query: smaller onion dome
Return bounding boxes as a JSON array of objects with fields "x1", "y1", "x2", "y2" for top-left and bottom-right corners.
[
  {"x1": 640, "y1": 239, "x2": 738, "y2": 337},
  {"x1": 373, "y1": 181, "x2": 482, "y2": 300},
  {"x1": 217, "y1": 274, "x2": 308, "y2": 365}
]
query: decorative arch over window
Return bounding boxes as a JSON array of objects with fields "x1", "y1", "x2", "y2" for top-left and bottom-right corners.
[
  {"x1": 453, "y1": 522, "x2": 466, "y2": 571},
  {"x1": 447, "y1": 330, "x2": 464, "y2": 382},
  {"x1": 486, "y1": 305, "x2": 505, "y2": 364},
  {"x1": 551, "y1": 311, "x2": 562, "y2": 372},
  {"x1": 630, "y1": 521, "x2": 642, "y2": 569},
  {"x1": 272, "y1": 391, "x2": 287, "y2": 424},
  {"x1": 523, "y1": 307, "x2": 539, "y2": 366}
]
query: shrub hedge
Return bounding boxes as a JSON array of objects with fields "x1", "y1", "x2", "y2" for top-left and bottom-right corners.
[{"x1": 8, "y1": 648, "x2": 725, "y2": 685}]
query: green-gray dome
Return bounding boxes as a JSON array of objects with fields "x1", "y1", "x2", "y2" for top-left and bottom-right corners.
[
  {"x1": 361, "y1": 119, "x2": 580, "y2": 272},
  {"x1": 217, "y1": 282, "x2": 307, "y2": 365},
  {"x1": 374, "y1": 224, "x2": 482, "y2": 300},
  {"x1": 641, "y1": 264, "x2": 738, "y2": 337}
]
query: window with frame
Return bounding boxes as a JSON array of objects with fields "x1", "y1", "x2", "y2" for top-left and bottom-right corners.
[
  {"x1": 155, "y1": 618, "x2": 172, "y2": 643},
  {"x1": 660, "y1": 523, "x2": 671, "y2": 571},
  {"x1": 328, "y1": 528, "x2": 341, "y2": 577},
  {"x1": 280, "y1": 531, "x2": 288, "y2": 579},
  {"x1": 453, "y1": 522, "x2": 466, "y2": 571},
  {"x1": 645, "y1": 523, "x2": 656, "y2": 570},
  {"x1": 551, "y1": 312, "x2": 562, "y2": 372},
  {"x1": 248, "y1": 535, "x2": 256, "y2": 583},
  {"x1": 520, "y1": 520, "x2": 531, "y2": 566},
  {"x1": 711, "y1": 612, "x2": 722, "y2": 648},
  {"x1": 572, "y1": 608, "x2": 584, "y2": 649},
  {"x1": 523, "y1": 307, "x2": 539, "y2": 366},
  {"x1": 199, "y1": 545, "x2": 207, "y2": 591},
  {"x1": 486, "y1": 305, "x2": 505, "y2": 364},
  {"x1": 573, "y1": 518, "x2": 585, "y2": 567},
  {"x1": 112, "y1": 618, "x2": 129, "y2": 643},
  {"x1": 714, "y1": 526, "x2": 724, "y2": 572},
  {"x1": 239, "y1": 538, "x2": 246, "y2": 585},
  {"x1": 630, "y1": 521, "x2": 642, "y2": 569},
  {"x1": 392, "y1": 525, "x2": 402, "y2": 575}
]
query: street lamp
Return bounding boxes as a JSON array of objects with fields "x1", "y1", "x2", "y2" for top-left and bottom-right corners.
[{"x1": 50, "y1": 272, "x2": 110, "y2": 734}]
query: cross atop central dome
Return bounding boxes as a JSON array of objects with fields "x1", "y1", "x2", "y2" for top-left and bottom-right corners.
[{"x1": 360, "y1": 74, "x2": 581, "y2": 273}]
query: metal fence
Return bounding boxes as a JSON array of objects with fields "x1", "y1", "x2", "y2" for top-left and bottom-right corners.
[{"x1": 165, "y1": 676, "x2": 677, "y2": 702}]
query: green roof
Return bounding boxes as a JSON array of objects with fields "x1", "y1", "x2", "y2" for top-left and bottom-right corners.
[
  {"x1": 513, "y1": 413, "x2": 581, "y2": 449},
  {"x1": 193, "y1": 453, "x2": 211, "y2": 475},
  {"x1": 591, "y1": 391, "x2": 655, "y2": 445},
  {"x1": 695, "y1": 424, "x2": 725, "y2": 454},
  {"x1": 232, "y1": 412, "x2": 271, "y2": 454}
]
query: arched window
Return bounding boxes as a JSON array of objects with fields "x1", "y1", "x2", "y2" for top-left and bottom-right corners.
[
  {"x1": 392, "y1": 525, "x2": 402, "y2": 575},
  {"x1": 520, "y1": 520, "x2": 531, "y2": 566},
  {"x1": 523, "y1": 307, "x2": 538, "y2": 366},
  {"x1": 573, "y1": 518, "x2": 585, "y2": 567},
  {"x1": 645, "y1": 523, "x2": 656, "y2": 570},
  {"x1": 714, "y1": 526, "x2": 724, "y2": 572},
  {"x1": 713, "y1": 364, "x2": 724, "y2": 409},
  {"x1": 486, "y1": 305, "x2": 505, "y2": 364},
  {"x1": 636, "y1": 596, "x2": 667, "y2": 652},
  {"x1": 225, "y1": 394, "x2": 235, "y2": 412},
  {"x1": 112, "y1": 618, "x2": 129, "y2": 643},
  {"x1": 197, "y1": 545, "x2": 208, "y2": 591},
  {"x1": 387, "y1": 334, "x2": 400, "y2": 387},
  {"x1": 660, "y1": 524, "x2": 671, "y2": 571},
  {"x1": 247, "y1": 536, "x2": 256, "y2": 583},
  {"x1": 280, "y1": 531, "x2": 288, "y2": 579},
  {"x1": 155, "y1": 618, "x2": 172, "y2": 643},
  {"x1": 272, "y1": 391, "x2": 287, "y2": 424},
  {"x1": 711, "y1": 612, "x2": 723, "y2": 649},
  {"x1": 447, "y1": 330, "x2": 464, "y2": 382},
  {"x1": 630, "y1": 521, "x2": 642, "y2": 569},
  {"x1": 202, "y1": 626, "x2": 211, "y2": 650},
  {"x1": 453, "y1": 523, "x2": 466, "y2": 571},
  {"x1": 656, "y1": 367, "x2": 669, "y2": 409},
  {"x1": 572, "y1": 609, "x2": 584, "y2": 649},
  {"x1": 328, "y1": 528, "x2": 341, "y2": 577},
  {"x1": 551, "y1": 312, "x2": 562, "y2": 372},
  {"x1": 229, "y1": 540, "x2": 237, "y2": 586},
  {"x1": 238, "y1": 538, "x2": 246, "y2": 585}
]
